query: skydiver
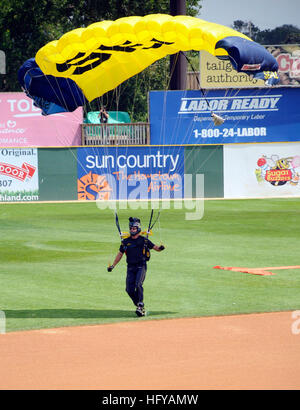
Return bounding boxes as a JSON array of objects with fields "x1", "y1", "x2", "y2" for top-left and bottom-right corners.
[{"x1": 107, "y1": 217, "x2": 165, "y2": 317}]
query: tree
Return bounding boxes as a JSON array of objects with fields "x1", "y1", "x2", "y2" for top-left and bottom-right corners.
[
  {"x1": 255, "y1": 24, "x2": 300, "y2": 44},
  {"x1": 232, "y1": 20, "x2": 260, "y2": 40},
  {"x1": 0, "y1": 0, "x2": 202, "y2": 120},
  {"x1": 232, "y1": 20, "x2": 300, "y2": 45}
]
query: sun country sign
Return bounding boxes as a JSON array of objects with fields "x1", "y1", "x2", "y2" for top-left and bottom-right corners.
[
  {"x1": 0, "y1": 93, "x2": 82, "y2": 147},
  {"x1": 77, "y1": 146, "x2": 185, "y2": 201}
]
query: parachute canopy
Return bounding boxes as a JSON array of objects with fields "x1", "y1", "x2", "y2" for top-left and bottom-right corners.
[
  {"x1": 31, "y1": 14, "x2": 279, "y2": 108},
  {"x1": 18, "y1": 58, "x2": 86, "y2": 115}
]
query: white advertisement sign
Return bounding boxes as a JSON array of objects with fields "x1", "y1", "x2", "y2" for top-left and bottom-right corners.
[
  {"x1": 224, "y1": 143, "x2": 300, "y2": 198},
  {"x1": 0, "y1": 148, "x2": 39, "y2": 202}
]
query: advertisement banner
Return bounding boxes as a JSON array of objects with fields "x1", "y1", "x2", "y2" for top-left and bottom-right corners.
[
  {"x1": 149, "y1": 88, "x2": 300, "y2": 145},
  {"x1": 0, "y1": 93, "x2": 82, "y2": 147},
  {"x1": 0, "y1": 147, "x2": 39, "y2": 202},
  {"x1": 77, "y1": 146, "x2": 184, "y2": 201},
  {"x1": 224, "y1": 142, "x2": 300, "y2": 198},
  {"x1": 200, "y1": 50, "x2": 265, "y2": 88},
  {"x1": 265, "y1": 45, "x2": 300, "y2": 86},
  {"x1": 200, "y1": 45, "x2": 300, "y2": 88}
]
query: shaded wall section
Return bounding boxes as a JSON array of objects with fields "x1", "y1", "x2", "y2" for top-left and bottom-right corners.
[
  {"x1": 38, "y1": 148, "x2": 78, "y2": 201},
  {"x1": 184, "y1": 145, "x2": 224, "y2": 198}
]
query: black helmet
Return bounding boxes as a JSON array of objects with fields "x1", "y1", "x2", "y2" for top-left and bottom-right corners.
[{"x1": 129, "y1": 217, "x2": 141, "y2": 235}]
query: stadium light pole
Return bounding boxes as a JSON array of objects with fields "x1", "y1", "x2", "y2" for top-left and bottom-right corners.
[{"x1": 169, "y1": 0, "x2": 187, "y2": 90}]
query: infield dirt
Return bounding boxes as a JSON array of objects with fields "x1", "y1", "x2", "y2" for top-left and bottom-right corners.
[{"x1": 0, "y1": 311, "x2": 299, "y2": 390}]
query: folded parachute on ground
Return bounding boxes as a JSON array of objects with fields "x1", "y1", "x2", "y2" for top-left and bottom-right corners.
[
  {"x1": 30, "y1": 14, "x2": 279, "y2": 111},
  {"x1": 18, "y1": 58, "x2": 86, "y2": 115}
]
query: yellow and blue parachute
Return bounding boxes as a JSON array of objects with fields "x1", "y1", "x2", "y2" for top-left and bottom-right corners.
[
  {"x1": 18, "y1": 58, "x2": 86, "y2": 115},
  {"x1": 18, "y1": 14, "x2": 279, "y2": 115}
]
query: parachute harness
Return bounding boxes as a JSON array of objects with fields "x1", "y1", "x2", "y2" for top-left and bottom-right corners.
[
  {"x1": 113, "y1": 210, "x2": 161, "y2": 262},
  {"x1": 143, "y1": 209, "x2": 161, "y2": 262},
  {"x1": 115, "y1": 211, "x2": 123, "y2": 241}
]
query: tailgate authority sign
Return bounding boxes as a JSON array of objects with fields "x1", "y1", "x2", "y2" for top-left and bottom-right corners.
[{"x1": 0, "y1": 148, "x2": 39, "y2": 202}]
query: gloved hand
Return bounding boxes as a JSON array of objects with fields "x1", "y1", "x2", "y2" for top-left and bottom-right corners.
[
  {"x1": 107, "y1": 265, "x2": 114, "y2": 272},
  {"x1": 159, "y1": 245, "x2": 165, "y2": 251}
]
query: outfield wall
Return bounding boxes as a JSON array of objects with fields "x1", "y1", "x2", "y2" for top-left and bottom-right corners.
[
  {"x1": 1, "y1": 143, "x2": 300, "y2": 202},
  {"x1": 1, "y1": 87, "x2": 299, "y2": 202},
  {"x1": 0, "y1": 145, "x2": 221, "y2": 202}
]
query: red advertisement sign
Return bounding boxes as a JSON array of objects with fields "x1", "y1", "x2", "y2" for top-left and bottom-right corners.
[
  {"x1": 266, "y1": 45, "x2": 300, "y2": 85},
  {"x1": 0, "y1": 161, "x2": 36, "y2": 181}
]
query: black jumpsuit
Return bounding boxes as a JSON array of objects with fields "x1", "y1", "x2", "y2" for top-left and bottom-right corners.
[{"x1": 119, "y1": 236, "x2": 154, "y2": 306}]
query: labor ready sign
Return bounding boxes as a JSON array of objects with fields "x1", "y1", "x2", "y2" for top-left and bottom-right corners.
[
  {"x1": 149, "y1": 87, "x2": 300, "y2": 145},
  {"x1": 77, "y1": 146, "x2": 184, "y2": 201}
]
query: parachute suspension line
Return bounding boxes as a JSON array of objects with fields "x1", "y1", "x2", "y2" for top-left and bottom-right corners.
[
  {"x1": 155, "y1": 57, "x2": 175, "y2": 216},
  {"x1": 146, "y1": 209, "x2": 154, "y2": 239},
  {"x1": 79, "y1": 60, "x2": 111, "y2": 206},
  {"x1": 161, "y1": 53, "x2": 190, "y2": 154},
  {"x1": 166, "y1": 53, "x2": 222, "y2": 198},
  {"x1": 181, "y1": 52, "x2": 225, "y2": 126},
  {"x1": 167, "y1": 52, "x2": 180, "y2": 91},
  {"x1": 41, "y1": 70, "x2": 83, "y2": 128},
  {"x1": 99, "y1": 95, "x2": 104, "y2": 111},
  {"x1": 155, "y1": 53, "x2": 190, "y2": 219},
  {"x1": 161, "y1": 53, "x2": 194, "y2": 181},
  {"x1": 129, "y1": 66, "x2": 149, "y2": 121},
  {"x1": 38, "y1": 70, "x2": 98, "y2": 181},
  {"x1": 79, "y1": 90, "x2": 100, "y2": 178},
  {"x1": 168, "y1": 54, "x2": 191, "y2": 147},
  {"x1": 129, "y1": 74, "x2": 139, "y2": 121},
  {"x1": 113, "y1": 209, "x2": 161, "y2": 241},
  {"x1": 115, "y1": 85, "x2": 120, "y2": 114},
  {"x1": 157, "y1": 209, "x2": 162, "y2": 246},
  {"x1": 85, "y1": 63, "x2": 105, "y2": 172},
  {"x1": 115, "y1": 210, "x2": 123, "y2": 241},
  {"x1": 164, "y1": 52, "x2": 206, "y2": 179},
  {"x1": 145, "y1": 208, "x2": 161, "y2": 242},
  {"x1": 148, "y1": 209, "x2": 161, "y2": 235}
]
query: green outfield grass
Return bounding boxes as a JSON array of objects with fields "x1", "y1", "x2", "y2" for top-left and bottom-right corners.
[{"x1": 0, "y1": 198, "x2": 300, "y2": 332}]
